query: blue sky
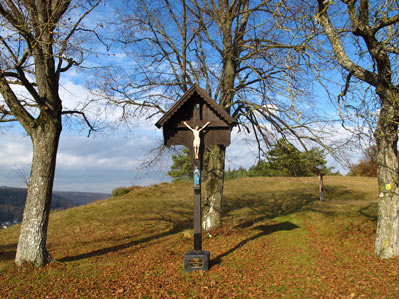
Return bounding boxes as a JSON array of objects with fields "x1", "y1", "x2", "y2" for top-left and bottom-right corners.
[{"x1": 0, "y1": 1, "x2": 363, "y2": 193}]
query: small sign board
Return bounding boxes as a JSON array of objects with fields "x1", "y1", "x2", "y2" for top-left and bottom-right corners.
[{"x1": 184, "y1": 250, "x2": 210, "y2": 273}]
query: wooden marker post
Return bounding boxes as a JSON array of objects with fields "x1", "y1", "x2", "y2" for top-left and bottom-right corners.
[
  {"x1": 319, "y1": 173, "x2": 324, "y2": 201},
  {"x1": 183, "y1": 151, "x2": 210, "y2": 272},
  {"x1": 193, "y1": 163, "x2": 202, "y2": 251},
  {"x1": 155, "y1": 85, "x2": 235, "y2": 272},
  {"x1": 182, "y1": 107, "x2": 210, "y2": 272}
]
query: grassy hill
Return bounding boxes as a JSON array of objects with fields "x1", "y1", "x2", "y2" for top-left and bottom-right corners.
[{"x1": 1, "y1": 176, "x2": 398, "y2": 298}]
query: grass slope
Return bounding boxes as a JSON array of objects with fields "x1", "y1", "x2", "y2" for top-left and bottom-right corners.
[{"x1": 1, "y1": 176, "x2": 398, "y2": 298}]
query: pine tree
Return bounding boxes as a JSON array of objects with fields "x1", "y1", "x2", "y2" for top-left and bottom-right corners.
[
  {"x1": 248, "y1": 140, "x2": 331, "y2": 177},
  {"x1": 168, "y1": 149, "x2": 192, "y2": 182}
]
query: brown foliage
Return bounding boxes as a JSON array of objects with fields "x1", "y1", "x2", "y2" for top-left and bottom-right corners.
[{"x1": 349, "y1": 145, "x2": 377, "y2": 177}]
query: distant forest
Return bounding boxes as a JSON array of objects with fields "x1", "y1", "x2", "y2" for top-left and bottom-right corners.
[{"x1": 0, "y1": 187, "x2": 110, "y2": 225}]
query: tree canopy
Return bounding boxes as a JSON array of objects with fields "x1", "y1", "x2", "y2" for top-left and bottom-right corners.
[
  {"x1": 248, "y1": 139, "x2": 331, "y2": 177},
  {"x1": 348, "y1": 144, "x2": 377, "y2": 177},
  {"x1": 168, "y1": 148, "x2": 193, "y2": 182},
  {"x1": 169, "y1": 139, "x2": 331, "y2": 180}
]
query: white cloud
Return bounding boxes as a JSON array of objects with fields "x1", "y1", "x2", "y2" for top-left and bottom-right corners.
[
  {"x1": 0, "y1": 127, "x2": 169, "y2": 192},
  {"x1": 226, "y1": 122, "x2": 364, "y2": 175},
  {"x1": 0, "y1": 123, "x2": 259, "y2": 193},
  {"x1": 0, "y1": 138, "x2": 32, "y2": 167},
  {"x1": 226, "y1": 129, "x2": 259, "y2": 169},
  {"x1": 0, "y1": 74, "x2": 174, "y2": 192},
  {"x1": 0, "y1": 118, "x2": 361, "y2": 193}
]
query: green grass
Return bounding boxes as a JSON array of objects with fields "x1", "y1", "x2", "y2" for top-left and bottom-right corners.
[{"x1": 2, "y1": 176, "x2": 398, "y2": 298}]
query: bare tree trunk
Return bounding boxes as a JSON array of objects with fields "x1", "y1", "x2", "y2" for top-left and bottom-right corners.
[
  {"x1": 374, "y1": 95, "x2": 399, "y2": 259},
  {"x1": 315, "y1": 0, "x2": 399, "y2": 259},
  {"x1": 15, "y1": 119, "x2": 61, "y2": 266},
  {"x1": 201, "y1": 27, "x2": 235, "y2": 231},
  {"x1": 202, "y1": 145, "x2": 225, "y2": 231}
]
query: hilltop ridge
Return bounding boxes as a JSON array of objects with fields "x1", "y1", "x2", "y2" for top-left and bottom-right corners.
[{"x1": 0, "y1": 177, "x2": 389, "y2": 298}]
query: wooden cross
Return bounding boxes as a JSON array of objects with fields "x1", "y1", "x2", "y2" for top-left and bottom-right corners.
[
  {"x1": 189, "y1": 104, "x2": 207, "y2": 251},
  {"x1": 155, "y1": 85, "x2": 235, "y2": 272}
]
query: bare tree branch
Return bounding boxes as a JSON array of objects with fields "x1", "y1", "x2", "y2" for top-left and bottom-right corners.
[
  {"x1": 316, "y1": 0, "x2": 379, "y2": 86},
  {"x1": 62, "y1": 110, "x2": 97, "y2": 137}
]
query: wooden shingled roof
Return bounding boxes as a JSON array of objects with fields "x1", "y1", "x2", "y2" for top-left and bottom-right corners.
[{"x1": 155, "y1": 85, "x2": 236, "y2": 128}]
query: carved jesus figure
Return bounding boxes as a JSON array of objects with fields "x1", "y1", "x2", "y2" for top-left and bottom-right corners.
[{"x1": 183, "y1": 121, "x2": 210, "y2": 159}]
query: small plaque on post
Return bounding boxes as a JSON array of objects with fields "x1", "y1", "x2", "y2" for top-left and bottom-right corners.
[{"x1": 184, "y1": 250, "x2": 210, "y2": 272}]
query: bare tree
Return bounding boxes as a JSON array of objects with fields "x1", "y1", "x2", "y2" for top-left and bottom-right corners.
[
  {"x1": 13, "y1": 166, "x2": 30, "y2": 187},
  {"x1": 313, "y1": 0, "x2": 399, "y2": 258},
  {"x1": 0, "y1": 0, "x2": 102, "y2": 266},
  {"x1": 98, "y1": 0, "x2": 331, "y2": 230}
]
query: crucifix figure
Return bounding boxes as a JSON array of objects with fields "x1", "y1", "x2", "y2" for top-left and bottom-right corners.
[{"x1": 183, "y1": 121, "x2": 210, "y2": 159}]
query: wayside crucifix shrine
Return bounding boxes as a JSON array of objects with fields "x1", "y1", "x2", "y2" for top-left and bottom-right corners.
[{"x1": 155, "y1": 85, "x2": 235, "y2": 272}]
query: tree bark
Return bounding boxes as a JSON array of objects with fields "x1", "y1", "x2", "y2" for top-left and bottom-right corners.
[
  {"x1": 201, "y1": 7, "x2": 236, "y2": 231},
  {"x1": 202, "y1": 145, "x2": 226, "y2": 231},
  {"x1": 15, "y1": 117, "x2": 62, "y2": 266},
  {"x1": 374, "y1": 92, "x2": 399, "y2": 258}
]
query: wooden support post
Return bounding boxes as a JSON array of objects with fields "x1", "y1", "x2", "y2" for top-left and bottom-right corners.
[
  {"x1": 184, "y1": 154, "x2": 210, "y2": 272},
  {"x1": 193, "y1": 159, "x2": 202, "y2": 251},
  {"x1": 319, "y1": 173, "x2": 324, "y2": 201},
  {"x1": 192, "y1": 102, "x2": 203, "y2": 251}
]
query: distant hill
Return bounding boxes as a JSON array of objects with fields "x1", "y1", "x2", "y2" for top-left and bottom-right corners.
[
  {"x1": 51, "y1": 191, "x2": 111, "y2": 206},
  {"x1": 0, "y1": 186, "x2": 110, "y2": 224}
]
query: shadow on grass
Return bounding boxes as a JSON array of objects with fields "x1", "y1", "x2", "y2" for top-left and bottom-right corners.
[
  {"x1": 61, "y1": 184, "x2": 372, "y2": 263},
  {"x1": 322, "y1": 185, "x2": 371, "y2": 202},
  {"x1": 223, "y1": 189, "x2": 319, "y2": 227},
  {"x1": 59, "y1": 207, "x2": 194, "y2": 263},
  {"x1": 359, "y1": 204, "x2": 378, "y2": 222},
  {"x1": 0, "y1": 243, "x2": 17, "y2": 262},
  {"x1": 59, "y1": 229, "x2": 181, "y2": 263},
  {"x1": 60, "y1": 189, "x2": 315, "y2": 263},
  {"x1": 301, "y1": 185, "x2": 378, "y2": 219},
  {"x1": 211, "y1": 221, "x2": 299, "y2": 267}
]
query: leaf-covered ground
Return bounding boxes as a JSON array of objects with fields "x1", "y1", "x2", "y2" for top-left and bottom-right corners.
[{"x1": 1, "y1": 176, "x2": 397, "y2": 298}]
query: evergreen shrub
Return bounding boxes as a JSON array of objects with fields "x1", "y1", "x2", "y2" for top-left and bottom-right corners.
[{"x1": 112, "y1": 187, "x2": 130, "y2": 197}]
